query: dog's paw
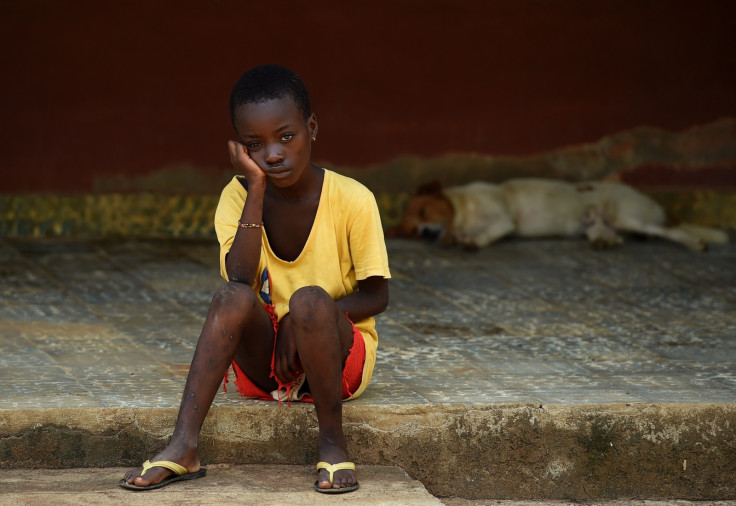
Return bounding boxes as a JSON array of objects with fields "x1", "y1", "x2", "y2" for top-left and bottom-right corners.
[
  {"x1": 589, "y1": 237, "x2": 623, "y2": 250},
  {"x1": 460, "y1": 242, "x2": 480, "y2": 252},
  {"x1": 688, "y1": 239, "x2": 708, "y2": 252}
]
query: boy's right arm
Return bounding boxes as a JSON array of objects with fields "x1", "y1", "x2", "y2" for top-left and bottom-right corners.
[{"x1": 224, "y1": 140, "x2": 267, "y2": 286}]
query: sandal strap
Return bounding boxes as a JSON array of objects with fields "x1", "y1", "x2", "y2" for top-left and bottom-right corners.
[
  {"x1": 315, "y1": 461, "x2": 356, "y2": 484},
  {"x1": 140, "y1": 459, "x2": 188, "y2": 477}
]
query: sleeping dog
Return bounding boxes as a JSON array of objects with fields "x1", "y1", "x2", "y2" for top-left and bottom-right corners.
[{"x1": 387, "y1": 178, "x2": 729, "y2": 251}]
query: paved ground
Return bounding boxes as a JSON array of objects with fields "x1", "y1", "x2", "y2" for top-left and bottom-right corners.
[
  {"x1": 1, "y1": 236, "x2": 734, "y2": 409},
  {"x1": 1, "y1": 236, "x2": 735, "y2": 501}
]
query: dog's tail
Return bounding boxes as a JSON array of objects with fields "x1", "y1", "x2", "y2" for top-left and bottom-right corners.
[{"x1": 674, "y1": 223, "x2": 729, "y2": 244}]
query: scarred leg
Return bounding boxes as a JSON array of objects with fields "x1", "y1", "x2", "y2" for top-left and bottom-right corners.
[
  {"x1": 122, "y1": 281, "x2": 275, "y2": 488},
  {"x1": 286, "y1": 286, "x2": 358, "y2": 491}
]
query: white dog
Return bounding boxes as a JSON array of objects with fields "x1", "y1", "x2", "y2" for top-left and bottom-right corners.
[{"x1": 388, "y1": 178, "x2": 728, "y2": 251}]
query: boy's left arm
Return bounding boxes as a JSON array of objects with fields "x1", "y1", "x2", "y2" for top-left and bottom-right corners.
[{"x1": 336, "y1": 276, "x2": 389, "y2": 322}]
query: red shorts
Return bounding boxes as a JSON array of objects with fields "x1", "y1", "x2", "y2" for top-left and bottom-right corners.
[{"x1": 223, "y1": 304, "x2": 366, "y2": 404}]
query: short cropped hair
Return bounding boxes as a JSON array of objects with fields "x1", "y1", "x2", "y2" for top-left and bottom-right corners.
[{"x1": 229, "y1": 65, "x2": 311, "y2": 130}]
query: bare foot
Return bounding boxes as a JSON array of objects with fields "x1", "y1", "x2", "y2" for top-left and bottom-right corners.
[
  {"x1": 316, "y1": 435, "x2": 357, "y2": 490},
  {"x1": 122, "y1": 441, "x2": 200, "y2": 488}
]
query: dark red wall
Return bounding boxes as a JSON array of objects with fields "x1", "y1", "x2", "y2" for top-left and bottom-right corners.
[{"x1": 1, "y1": 0, "x2": 734, "y2": 192}]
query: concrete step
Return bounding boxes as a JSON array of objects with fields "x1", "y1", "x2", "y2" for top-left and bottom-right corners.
[
  {"x1": 0, "y1": 464, "x2": 441, "y2": 505},
  {"x1": 3, "y1": 467, "x2": 735, "y2": 506},
  {"x1": 2, "y1": 404, "x2": 735, "y2": 501}
]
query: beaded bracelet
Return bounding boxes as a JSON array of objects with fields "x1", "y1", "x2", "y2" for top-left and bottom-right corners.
[{"x1": 237, "y1": 220, "x2": 263, "y2": 229}]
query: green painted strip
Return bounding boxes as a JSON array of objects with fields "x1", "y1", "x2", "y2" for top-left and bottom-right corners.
[{"x1": 1, "y1": 190, "x2": 733, "y2": 238}]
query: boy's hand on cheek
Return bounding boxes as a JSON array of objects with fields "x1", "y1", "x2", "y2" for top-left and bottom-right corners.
[{"x1": 228, "y1": 140, "x2": 266, "y2": 187}]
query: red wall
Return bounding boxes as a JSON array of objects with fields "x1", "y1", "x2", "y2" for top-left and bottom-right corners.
[{"x1": 1, "y1": 0, "x2": 734, "y2": 192}]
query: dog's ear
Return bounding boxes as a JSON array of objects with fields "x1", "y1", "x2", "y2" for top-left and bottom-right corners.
[{"x1": 416, "y1": 180, "x2": 444, "y2": 196}]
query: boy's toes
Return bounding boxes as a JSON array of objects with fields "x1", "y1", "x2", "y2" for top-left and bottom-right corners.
[
  {"x1": 336, "y1": 476, "x2": 355, "y2": 488},
  {"x1": 318, "y1": 469, "x2": 356, "y2": 489},
  {"x1": 133, "y1": 468, "x2": 171, "y2": 487},
  {"x1": 317, "y1": 473, "x2": 340, "y2": 489},
  {"x1": 133, "y1": 475, "x2": 149, "y2": 486},
  {"x1": 317, "y1": 470, "x2": 333, "y2": 489},
  {"x1": 121, "y1": 466, "x2": 172, "y2": 487},
  {"x1": 338, "y1": 471, "x2": 357, "y2": 487},
  {"x1": 122, "y1": 468, "x2": 141, "y2": 483}
]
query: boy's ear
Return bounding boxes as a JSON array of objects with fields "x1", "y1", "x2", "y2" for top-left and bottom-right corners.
[
  {"x1": 416, "y1": 180, "x2": 444, "y2": 196},
  {"x1": 308, "y1": 113, "x2": 318, "y2": 140}
]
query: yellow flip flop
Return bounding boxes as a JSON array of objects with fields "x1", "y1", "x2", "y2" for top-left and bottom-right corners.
[
  {"x1": 314, "y1": 461, "x2": 359, "y2": 493},
  {"x1": 119, "y1": 459, "x2": 207, "y2": 491}
]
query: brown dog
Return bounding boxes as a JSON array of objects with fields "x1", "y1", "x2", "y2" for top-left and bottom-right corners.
[{"x1": 387, "y1": 179, "x2": 728, "y2": 251}]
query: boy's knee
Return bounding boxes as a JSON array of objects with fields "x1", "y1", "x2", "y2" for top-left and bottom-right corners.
[
  {"x1": 212, "y1": 281, "x2": 258, "y2": 311},
  {"x1": 289, "y1": 286, "x2": 333, "y2": 327}
]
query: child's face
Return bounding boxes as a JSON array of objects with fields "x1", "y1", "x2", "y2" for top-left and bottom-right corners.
[{"x1": 234, "y1": 96, "x2": 317, "y2": 188}]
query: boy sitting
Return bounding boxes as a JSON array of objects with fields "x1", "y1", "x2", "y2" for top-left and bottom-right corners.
[{"x1": 121, "y1": 64, "x2": 390, "y2": 493}]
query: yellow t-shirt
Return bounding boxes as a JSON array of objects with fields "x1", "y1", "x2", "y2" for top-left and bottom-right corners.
[{"x1": 214, "y1": 169, "x2": 391, "y2": 399}]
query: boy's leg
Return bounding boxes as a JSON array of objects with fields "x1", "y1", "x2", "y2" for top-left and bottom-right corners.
[
  {"x1": 285, "y1": 286, "x2": 358, "y2": 490},
  {"x1": 123, "y1": 281, "x2": 276, "y2": 487}
]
